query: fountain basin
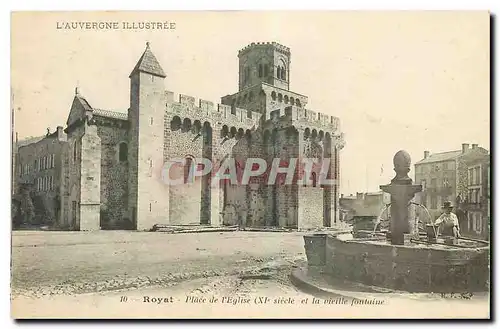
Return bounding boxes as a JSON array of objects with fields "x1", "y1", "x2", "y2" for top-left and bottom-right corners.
[{"x1": 305, "y1": 233, "x2": 489, "y2": 293}]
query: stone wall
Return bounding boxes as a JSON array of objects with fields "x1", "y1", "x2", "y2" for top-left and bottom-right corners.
[
  {"x1": 298, "y1": 187, "x2": 324, "y2": 229},
  {"x1": 79, "y1": 123, "x2": 101, "y2": 231},
  {"x1": 97, "y1": 124, "x2": 128, "y2": 227},
  {"x1": 131, "y1": 72, "x2": 171, "y2": 231},
  {"x1": 322, "y1": 234, "x2": 489, "y2": 292},
  {"x1": 64, "y1": 125, "x2": 85, "y2": 229}
]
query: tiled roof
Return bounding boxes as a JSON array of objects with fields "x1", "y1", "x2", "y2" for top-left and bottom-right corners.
[
  {"x1": 130, "y1": 43, "x2": 166, "y2": 78},
  {"x1": 93, "y1": 108, "x2": 128, "y2": 121},
  {"x1": 415, "y1": 150, "x2": 462, "y2": 165}
]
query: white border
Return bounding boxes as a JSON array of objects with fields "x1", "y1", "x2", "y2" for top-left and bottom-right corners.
[{"x1": 2, "y1": 1, "x2": 497, "y2": 328}]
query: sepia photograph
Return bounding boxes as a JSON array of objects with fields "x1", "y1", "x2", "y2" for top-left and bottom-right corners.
[{"x1": 10, "y1": 10, "x2": 490, "y2": 319}]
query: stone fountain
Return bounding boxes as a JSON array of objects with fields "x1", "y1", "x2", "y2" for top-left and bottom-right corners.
[
  {"x1": 380, "y1": 150, "x2": 422, "y2": 245},
  {"x1": 300, "y1": 150, "x2": 490, "y2": 293}
]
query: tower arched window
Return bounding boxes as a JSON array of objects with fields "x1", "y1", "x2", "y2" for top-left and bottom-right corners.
[
  {"x1": 281, "y1": 67, "x2": 286, "y2": 80},
  {"x1": 277, "y1": 66, "x2": 281, "y2": 79},
  {"x1": 118, "y1": 142, "x2": 128, "y2": 162},
  {"x1": 264, "y1": 64, "x2": 269, "y2": 77},
  {"x1": 258, "y1": 64, "x2": 263, "y2": 78}
]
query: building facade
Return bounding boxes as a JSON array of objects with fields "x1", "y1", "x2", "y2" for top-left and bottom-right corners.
[
  {"x1": 13, "y1": 42, "x2": 345, "y2": 231},
  {"x1": 14, "y1": 128, "x2": 67, "y2": 226},
  {"x1": 339, "y1": 191, "x2": 390, "y2": 221},
  {"x1": 462, "y1": 152, "x2": 490, "y2": 239},
  {"x1": 414, "y1": 143, "x2": 490, "y2": 239}
]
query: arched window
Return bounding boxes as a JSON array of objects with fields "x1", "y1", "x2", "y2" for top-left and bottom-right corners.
[
  {"x1": 118, "y1": 142, "x2": 128, "y2": 162},
  {"x1": 277, "y1": 66, "x2": 281, "y2": 79},
  {"x1": 258, "y1": 64, "x2": 263, "y2": 78},
  {"x1": 271, "y1": 91, "x2": 277, "y2": 101},
  {"x1": 311, "y1": 172, "x2": 317, "y2": 187},
  {"x1": 281, "y1": 67, "x2": 286, "y2": 80},
  {"x1": 170, "y1": 116, "x2": 182, "y2": 131},
  {"x1": 264, "y1": 64, "x2": 269, "y2": 77}
]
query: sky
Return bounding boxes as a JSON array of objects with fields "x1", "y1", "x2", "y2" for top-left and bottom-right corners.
[{"x1": 11, "y1": 11, "x2": 490, "y2": 195}]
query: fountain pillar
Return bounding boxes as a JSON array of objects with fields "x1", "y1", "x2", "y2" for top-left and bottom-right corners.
[{"x1": 380, "y1": 150, "x2": 422, "y2": 245}]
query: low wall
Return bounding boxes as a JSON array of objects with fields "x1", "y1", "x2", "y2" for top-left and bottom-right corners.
[{"x1": 305, "y1": 233, "x2": 489, "y2": 293}]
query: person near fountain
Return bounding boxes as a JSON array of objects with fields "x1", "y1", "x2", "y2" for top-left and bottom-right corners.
[{"x1": 434, "y1": 201, "x2": 461, "y2": 238}]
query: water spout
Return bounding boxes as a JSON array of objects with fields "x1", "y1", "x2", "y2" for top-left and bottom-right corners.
[
  {"x1": 410, "y1": 202, "x2": 437, "y2": 240},
  {"x1": 373, "y1": 203, "x2": 391, "y2": 235}
]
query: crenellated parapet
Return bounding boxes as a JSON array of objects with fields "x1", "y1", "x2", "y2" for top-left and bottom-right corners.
[
  {"x1": 238, "y1": 41, "x2": 290, "y2": 57},
  {"x1": 165, "y1": 90, "x2": 262, "y2": 130},
  {"x1": 268, "y1": 106, "x2": 341, "y2": 136}
]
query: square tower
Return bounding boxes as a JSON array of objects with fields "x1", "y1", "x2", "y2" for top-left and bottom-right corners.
[{"x1": 238, "y1": 42, "x2": 291, "y2": 91}]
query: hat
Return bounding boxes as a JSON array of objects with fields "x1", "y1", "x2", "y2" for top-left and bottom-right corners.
[{"x1": 442, "y1": 201, "x2": 453, "y2": 209}]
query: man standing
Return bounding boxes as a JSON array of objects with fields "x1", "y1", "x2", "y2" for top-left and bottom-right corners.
[{"x1": 434, "y1": 201, "x2": 461, "y2": 238}]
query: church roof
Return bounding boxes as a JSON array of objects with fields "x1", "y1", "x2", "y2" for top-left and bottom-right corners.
[
  {"x1": 93, "y1": 108, "x2": 128, "y2": 121},
  {"x1": 129, "y1": 42, "x2": 166, "y2": 78},
  {"x1": 75, "y1": 93, "x2": 92, "y2": 112}
]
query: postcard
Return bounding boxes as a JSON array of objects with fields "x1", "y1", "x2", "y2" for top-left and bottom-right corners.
[{"x1": 10, "y1": 11, "x2": 490, "y2": 319}]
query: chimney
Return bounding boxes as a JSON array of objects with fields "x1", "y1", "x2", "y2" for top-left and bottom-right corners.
[
  {"x1": 472, "y1": 144, "x2": 478, "y2": 149},
  {"x1": 424, "y1": 150, "x2": 430, "y2": 159},
  {"x1": 57, "y1": 126, "x2": 64, "y2": 139},
  {"x1": 462, "y1": 143, "x2": 469, "y2": 154}
]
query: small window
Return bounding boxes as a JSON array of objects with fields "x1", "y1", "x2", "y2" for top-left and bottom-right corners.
[
  {"x1": 73, "y1": 141, "x2": 78, "y2": 162},
  {"x1": 311, "y1": 172, "x2": 317, "y2": 187},
  {"x1": 150, "y1": 117, "x2": 154, "y2": 125},
  {"x1": 118, "y1": 142, "x2": 128, "y2": 162},
  {"x1": 247, "y1": 110, "x2": 252, "y2": 119}
]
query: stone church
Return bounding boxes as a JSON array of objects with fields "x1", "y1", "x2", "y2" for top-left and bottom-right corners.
[{"x1": 14, "y1": 41, "x2": 345, "y2": 231}]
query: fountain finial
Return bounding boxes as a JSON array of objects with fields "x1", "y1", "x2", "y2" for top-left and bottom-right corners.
[{"x1": 392, "y1": 150, "x2": 412, "y2": 184}]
